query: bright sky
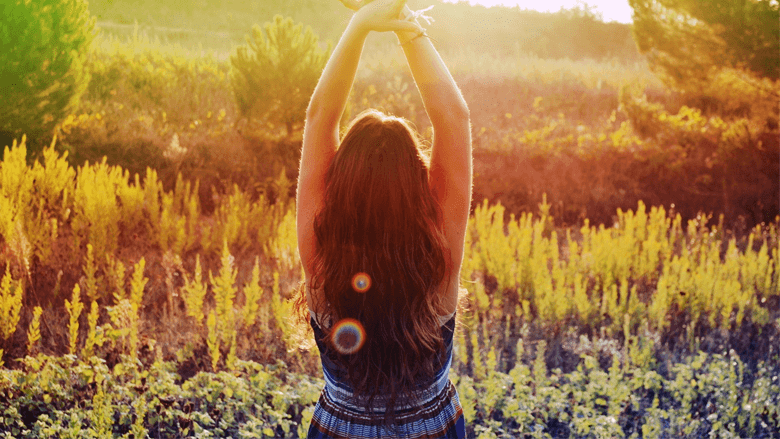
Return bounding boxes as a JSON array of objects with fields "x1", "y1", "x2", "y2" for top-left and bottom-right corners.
[{"x1": 443, "y1": 0, "x2": 634, "y2": 23}]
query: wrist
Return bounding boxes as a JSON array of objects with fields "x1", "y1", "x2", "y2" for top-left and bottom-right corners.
[
  {"x1": 395, "y1": 29, "x2": 417, "y2": 41},
  {"x1": 394, "y1": 23, "x2": 420, "y2": 42},
  {"x1": 347, "y1": 14, "x2": 372, "y2": 38}
]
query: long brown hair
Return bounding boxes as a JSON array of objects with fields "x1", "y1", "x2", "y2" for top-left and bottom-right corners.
[{"x1": 297, "y1": 108, "x2": 452, "y2": 419}]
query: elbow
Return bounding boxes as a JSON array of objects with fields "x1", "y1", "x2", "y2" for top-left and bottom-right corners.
[
  {"x1": 455, "y1": 100, "x2": 470, "y2": 120},
  {"x1": 306, "y1": 93, "x2": 330, "y2": 120},
  {"x1": 305, "y1": 99, "x2": 322, "y2": 121},
  {"x1": 305, "y1": 102, "x2": 335, "y2": 127},
  {"x1": 306, "y1": 94, "x2": 344, "y2": 125},
  {"x1": 431, "y1": 99, "x2": 470, "y2": 126},
  {"x1": 446, "y1": 97, "x2": 470, "y2": 120}
]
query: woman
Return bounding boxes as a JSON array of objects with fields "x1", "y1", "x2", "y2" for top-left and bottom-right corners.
[{"x1": 296, "y1": 0, "x2": 471, "y2": 436}]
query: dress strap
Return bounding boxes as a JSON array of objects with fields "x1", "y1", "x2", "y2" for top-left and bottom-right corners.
[
  {"x1": 309, "y1": 308, "x2": 332, "y2": 329},
  {"x1": 437, "y1": 310, "x2": 456, "y2": 327}
]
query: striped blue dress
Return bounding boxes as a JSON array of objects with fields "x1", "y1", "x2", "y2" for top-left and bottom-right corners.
[{"x1": 307, "y1": 313, "x2": 466, "y2": 438}]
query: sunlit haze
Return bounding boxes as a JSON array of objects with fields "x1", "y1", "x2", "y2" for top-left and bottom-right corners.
[{"x1": 442, "y1": 0, "x2": 633, "y2": 23}]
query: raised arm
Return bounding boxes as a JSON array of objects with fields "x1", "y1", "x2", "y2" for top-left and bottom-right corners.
[
  {"x1": 396, "y1": 10, "x2": 472, "y2": 280},
  {"x1": 297, "y1": 0, "x2": 422, "y2": 276}
]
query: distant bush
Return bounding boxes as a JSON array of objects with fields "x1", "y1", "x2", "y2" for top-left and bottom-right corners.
[
  {"x1": 61, "y1": 32, "x2": 245, "y2": 203},
  {"x1": 629, "y1": 0, "x2": 779, "y2": 88},
  {"x1": 621, "y1": 70, "x2": 779, "y2": 226},
  {"x1": 230, "y1": 15, "x2": 330, "y2": 138},
  {"x1": 0, "y1": 0, "x2": 95, "y2": 152}
]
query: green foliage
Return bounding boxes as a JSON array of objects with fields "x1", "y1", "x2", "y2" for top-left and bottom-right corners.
[
  {"x1": 231, "y1": 15, "x2": 330, "y2": 137},
  {"x1": 0, "y1": 0, "x2": 95, "y2": 150},
  {"x1": 89, "y1": 371, "x2": 112, "y2": 437},
  {"x1": 628, "y1": 0, "x2": 780, "y2": 87},
  {"x1": 0, "y1": 355, "x2": 320, "y2": 438}
]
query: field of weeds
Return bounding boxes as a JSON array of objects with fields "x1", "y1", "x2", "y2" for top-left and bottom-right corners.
[{"x1": 1, "y1": 9, "x2": 779, "y2": 438}]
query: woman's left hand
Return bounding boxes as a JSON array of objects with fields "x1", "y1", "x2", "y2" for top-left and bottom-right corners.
[{"x1": 339, "y1": 0, "x2": 423, "y2": 34}]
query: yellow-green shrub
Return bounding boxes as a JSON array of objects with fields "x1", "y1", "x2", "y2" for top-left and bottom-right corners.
[
  {"x1": 72, "y1": 158, "x2": 130, "y2": 259},
  {"x1": 0, "y1": 138, "x2": 75, "y2": 266},
  {"x1": 128, "y1": 259, "x2": 148, "y2": 358},
  {"x1": 210, "y1": 243, "x2": 238, "y2": 353},
  {"x1": 116, "y1": 172, "x2": 146, "y2": 235},
  {"x1": 65, "y1": 284, "x2": 84, "y2": 355},
  {"x1": 26, "y1": 306, "x2": 43, "y2": 353},
  {"x1": 463, "y1": 199, "x2": 777, "y2": 338},
  {"x1": 82, "y1": 301, "x2": 101, "y2": 358},
  {"x1": 106, "y1": 258, "x2": 147, "y2": 360},
  {"x1": 0, "y1": 266, "x2": 23, "y2": 341},
  {"x1": 242, "y1": 258, "x2": 263, "y2": 328},
  {"x1": 146, "y1": 170, "x2": 200, "y2": 255},
  {"x1": 82, "y1": 244, "x2": 100, "y2": 303},
  {"x1": 270, "y1": 208, "x2": 299, "y2": 272},
  {"x1": 181, "y1": 255, "x2": 207, "y2": 325},
  {"x1": 202, "y1": 185, "x2": 287, "y2": 255}
]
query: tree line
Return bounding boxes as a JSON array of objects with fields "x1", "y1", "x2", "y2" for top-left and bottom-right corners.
[{"x1": 86, "y1": 0, "x2": 642, "y2": 61}]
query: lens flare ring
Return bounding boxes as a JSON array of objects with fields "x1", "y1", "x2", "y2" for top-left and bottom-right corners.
[
  {"x1": 351, "y1": 272, "x2": 371, "y2": 293},
  {"x1": 331, "y1": 318, "x2": 366, "y2": 355}
]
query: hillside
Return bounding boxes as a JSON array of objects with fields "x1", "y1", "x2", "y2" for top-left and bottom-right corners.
[{"x1": 88, "y1": 0, "x2": 641, "y2": 61}]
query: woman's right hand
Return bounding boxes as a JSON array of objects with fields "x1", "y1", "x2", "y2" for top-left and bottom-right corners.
[{"x1": 339, "y1": 0, "x2": 423, "y2": 34}]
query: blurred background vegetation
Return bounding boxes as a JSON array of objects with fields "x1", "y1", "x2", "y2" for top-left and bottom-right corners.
[
  {"x1": 86, "y1": 0, "x2": 642, "y2": 60},
  {"x1": 3, "y1": 0, "x2": 776, "y2": 227}
]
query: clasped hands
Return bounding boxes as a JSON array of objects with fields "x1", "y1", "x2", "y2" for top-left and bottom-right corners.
[{"x1": 338, "y1": 0, "x2": 431, "y2": 36}]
